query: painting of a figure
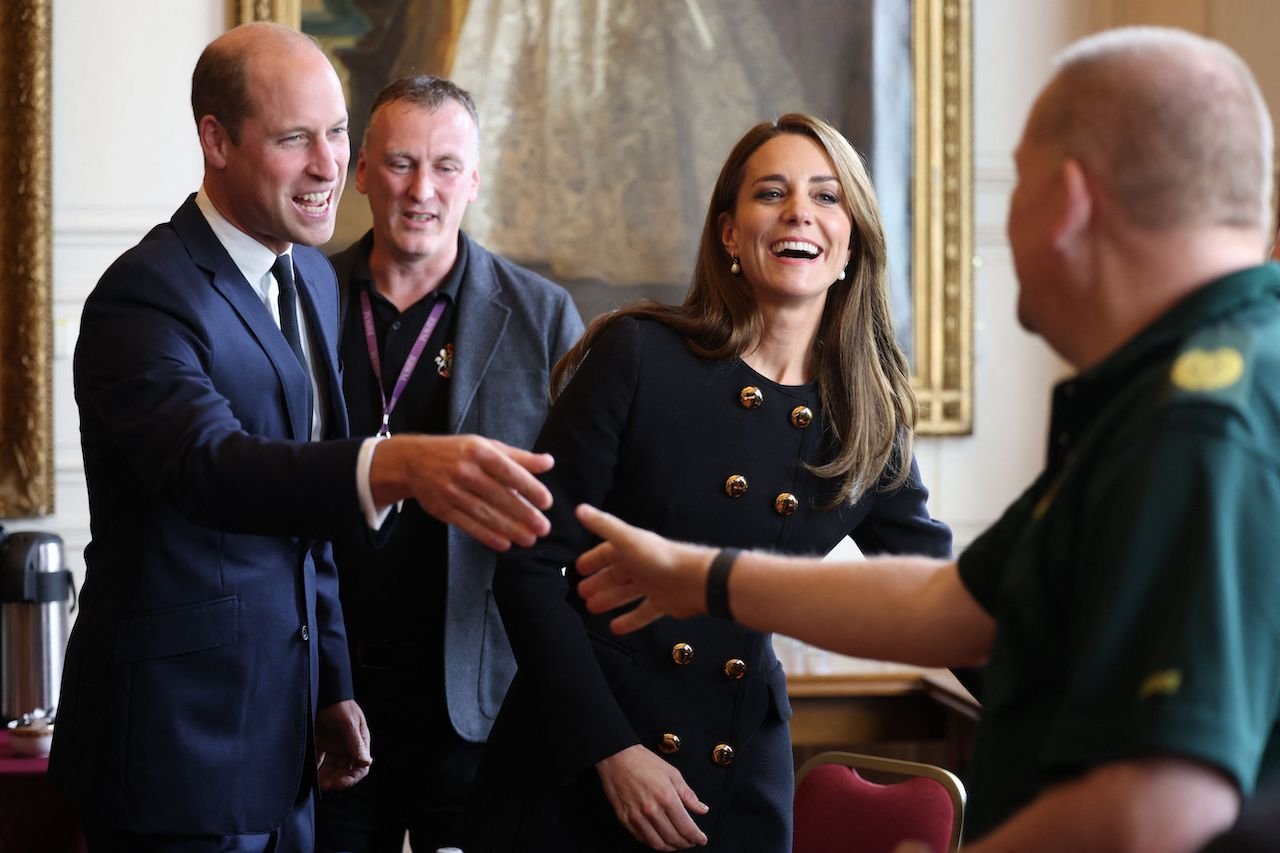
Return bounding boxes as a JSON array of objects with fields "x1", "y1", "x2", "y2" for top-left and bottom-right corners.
[{"x1": 305, "y1": 0, "x2": 916, "y2": 354}]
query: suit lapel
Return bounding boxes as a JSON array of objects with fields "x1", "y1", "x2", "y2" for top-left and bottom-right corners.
[
  {"x1": 449, "y1": 238, "x2": 511, "y2": 434},
  {"x1": 170, "y1": 197, "x2": 313, "y2": 441}
]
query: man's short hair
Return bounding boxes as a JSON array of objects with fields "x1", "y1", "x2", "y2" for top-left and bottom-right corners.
[
  {"x1": 1033, "y1": 27, "x2": 1272, "y2": 231},
  {"x1": 191, "y1": 41, "x2": 254, "y2": 144},
  {"x1": 365, "y1": 75, "x2": 480, "y2": 146},
  {"x1": 190, "y1": 24, "x2": 322, "y2": 145}
]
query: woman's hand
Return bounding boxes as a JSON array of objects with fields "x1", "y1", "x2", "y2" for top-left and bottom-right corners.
[{"x1": 597, "y1": 744, "x2": 710, "y2": 850}]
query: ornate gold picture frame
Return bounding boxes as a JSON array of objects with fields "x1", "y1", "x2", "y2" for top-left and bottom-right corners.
[
  {"x1": 913, "y1": 0, "x2": 973, "y2": 433},
  {"x1": 0, "y1": 0, "x2": 54, "y2": 517},
  {"x1": 235, "y1": 0, "x2": 972, "y2": 434}
]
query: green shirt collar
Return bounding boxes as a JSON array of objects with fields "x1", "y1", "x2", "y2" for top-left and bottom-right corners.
[
  {"x1": 1045, "y1": 263, "x2": 1280, "y2": 470},
  {"x1": 1085, "y1": 263, "x2": 1280, "y2": 388}
]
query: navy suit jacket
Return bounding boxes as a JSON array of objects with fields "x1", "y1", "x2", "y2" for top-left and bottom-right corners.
[{"x1": 51, "y1": 195, "x2": 373, "y2": 835}]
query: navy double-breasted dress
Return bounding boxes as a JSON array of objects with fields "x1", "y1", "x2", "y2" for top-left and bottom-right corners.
[{"x1": 472, "y1": 316, "x2": 951, "y2": 851}]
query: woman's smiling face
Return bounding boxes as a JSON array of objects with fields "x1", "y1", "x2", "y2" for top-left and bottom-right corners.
[{"x1": 720, "y1": 133, "x2": 853, "y2": 310}]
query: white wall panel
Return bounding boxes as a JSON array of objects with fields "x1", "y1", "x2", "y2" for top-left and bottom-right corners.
[{"x1": 33, "y1": 0, "x2": 226, "y2": 597}]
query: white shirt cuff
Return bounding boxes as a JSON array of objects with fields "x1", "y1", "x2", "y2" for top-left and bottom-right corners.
[{"x1": 357, "y1": 436, "x2": 397, "y2": 530}]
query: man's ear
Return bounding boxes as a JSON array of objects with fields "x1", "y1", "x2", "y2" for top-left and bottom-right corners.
[
  {"x1": 1052, "y1": 157, "x2": 1092, "y2": 250},
  {"x1": 355, "y1": 148, "x2": 368, "y2": 195},
  {"x1": 198, "y1": 115, "x2": 230, "y2": 170}
]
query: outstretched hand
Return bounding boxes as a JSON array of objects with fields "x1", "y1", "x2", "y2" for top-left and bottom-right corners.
[
  {"x1": 574, "y1": 504, "x2": 713, "y2": 634},
  {"x1": 373, "y1": 434, "x2": 554, "y2": 551}
]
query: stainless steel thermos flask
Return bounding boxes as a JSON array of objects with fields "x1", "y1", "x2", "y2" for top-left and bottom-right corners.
[{"x1": 0, "y1": 529, "x2": 74, "y2": 722}]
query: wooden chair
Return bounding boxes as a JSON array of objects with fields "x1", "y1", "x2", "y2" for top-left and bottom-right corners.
[{"x1": 793, "y1": 750, "x2": 966, "y2": 853}]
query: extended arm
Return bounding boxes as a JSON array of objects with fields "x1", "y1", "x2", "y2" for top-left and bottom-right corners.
[
  {"x1": 360, "y1": 282, "x2": 583, "y2": 550},
  {"x1": 496, "y1": 320, "x2": 709, "y2": 849},
  {"x1": 574, "y1": 504, "x2": 994, "y2": 668},
  {"x1": 960, "y1": 757, "x2": 1237, "y2": 853}
]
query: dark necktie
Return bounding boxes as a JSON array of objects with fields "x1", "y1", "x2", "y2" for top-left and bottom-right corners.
[{"x1": 271, "y1": 254, "x2": 314, "y2": 436}]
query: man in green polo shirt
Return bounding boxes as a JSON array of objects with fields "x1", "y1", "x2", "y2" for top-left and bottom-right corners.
[{"x1": 567, "y1": 26, "x2": 1280, "y2": 853}]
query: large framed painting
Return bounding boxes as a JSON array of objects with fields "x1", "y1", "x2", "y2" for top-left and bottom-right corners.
[
  {"x1": 236, "y1": 0, "x2": 972, "y2": 433},
  {"x1": 0, "y1": 0, "x2": 54, "y2": 517}
]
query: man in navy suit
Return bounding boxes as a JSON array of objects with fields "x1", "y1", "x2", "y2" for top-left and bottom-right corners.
[
  {"x1": 51, "y1": 23, "x2": 554, "y2": 852},
  {"x1": 316, "y1": 76, "x2": 583, "y2": 853}
]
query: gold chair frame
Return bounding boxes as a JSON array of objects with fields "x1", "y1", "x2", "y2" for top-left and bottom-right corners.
[{"x1": 796, "y1": 749, "x2": 968, "y2": 852}]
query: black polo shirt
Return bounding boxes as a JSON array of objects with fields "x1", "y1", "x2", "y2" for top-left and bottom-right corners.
[{"x1": 332, "y1": 233, "x2": 467, "y2": 668}]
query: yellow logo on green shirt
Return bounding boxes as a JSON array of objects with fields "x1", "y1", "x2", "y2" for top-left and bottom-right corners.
[
  {"x1": 1138, "y1": 669, "x2": 1182, "y2": 699},
  {"x1": 1170, "y1": 347, "x2": 1244, "y2": 392}
]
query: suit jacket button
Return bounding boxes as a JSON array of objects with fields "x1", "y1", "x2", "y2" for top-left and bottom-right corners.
[
  {"x1": 790, "y1": 405, "x2": 814, "y2": 428},
  {"x1": 774, "y1": 493, "x2": 799, "y2": 516},
  {"x1": 671, "y1": 643, "x2": 694, "y2": 665},
  {"x1": 739, "y1": 386, "x2": 764, "y2": 409},
  {"x1": 299, "y1": 624, "x2": 310, "y2": 641},
  {"x1": 724, "y1": 659, "x2": 747, "y2": 680},
  {"x1": 724, "y1": 474, "x2": 748, "y2": 498},
  {"x1": 712, "y1": 743, "x2": 736, "y2": 766},
  {"x1": 660, "y1": 733, "x2": 682, "y2": 754}
]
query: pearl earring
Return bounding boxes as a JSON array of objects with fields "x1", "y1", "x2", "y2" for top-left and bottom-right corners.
[
  {"x1": 730, "y1": 256, "x2": 741, "y2": 275},
  {"x1": 837, "y1": 266, "x2": 847, "y2": 281}
]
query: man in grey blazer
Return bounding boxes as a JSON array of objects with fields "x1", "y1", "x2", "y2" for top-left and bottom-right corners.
[{"x1": 316, "y1": 76, "x2": 584, "y2": 853}]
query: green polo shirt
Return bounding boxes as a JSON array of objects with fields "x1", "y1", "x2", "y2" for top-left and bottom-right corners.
[{"x1": 958, "y1": 263, "x2": 1280, "y2": 839}]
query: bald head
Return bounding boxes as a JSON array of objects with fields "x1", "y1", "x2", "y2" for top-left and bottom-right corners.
[
  {"x1": 1026, "y1": 27, "x2": 1272, "y2": 232},
  {"x1": 192, "y1": 22, "x2": 326, "y2": 144}
]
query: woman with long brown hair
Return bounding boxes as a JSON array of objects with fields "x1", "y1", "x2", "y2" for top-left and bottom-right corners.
[{"x1": 470, "y1": 113, "x2": 951, "y2": 852}]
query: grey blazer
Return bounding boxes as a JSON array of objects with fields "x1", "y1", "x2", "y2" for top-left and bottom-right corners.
[{"x1": 330, "y1": 230, "x2": 584, "y2": 741}]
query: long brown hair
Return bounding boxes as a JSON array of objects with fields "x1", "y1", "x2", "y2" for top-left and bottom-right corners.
[{"x1": 551, "y1": 113, "x2": 917, "y2": 505}]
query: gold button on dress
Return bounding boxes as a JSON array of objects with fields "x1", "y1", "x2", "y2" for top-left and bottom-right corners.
[
  {"x1": 739, "y1": 385, "x2": 764, "y2": 409},
  {"x1": 671, "y1": 643, "x2": 694, "y2": 665},
  {"x1": 724, "y1": 474, "x2": 748, "y2": 498}
]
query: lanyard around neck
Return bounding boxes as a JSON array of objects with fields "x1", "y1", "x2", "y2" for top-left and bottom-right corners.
[{"x1": 359, "y1": 287, "x2": 447, "y2": 438}]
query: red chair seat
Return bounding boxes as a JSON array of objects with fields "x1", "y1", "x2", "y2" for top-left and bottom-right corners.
[{"x1": 793, "y1": 752, "x2": 964, "y2": 853}]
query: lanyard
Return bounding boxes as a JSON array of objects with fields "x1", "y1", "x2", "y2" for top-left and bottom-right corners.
[{"x1": 360, "y1": 287, "x2": 447, "y2": 438}]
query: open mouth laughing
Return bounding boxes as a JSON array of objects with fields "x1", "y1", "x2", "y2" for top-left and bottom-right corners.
[
  {"x1": 295, "y1": 191, "x2": 334, "y2": 215},
  {"x1": 770, "y1": 239, "x2": 822, "y2": 260}
]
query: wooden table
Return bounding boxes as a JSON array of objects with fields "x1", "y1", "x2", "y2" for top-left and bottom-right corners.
[{"x1": 786, "y1": 659, "x2": 979, "y2": 772}]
